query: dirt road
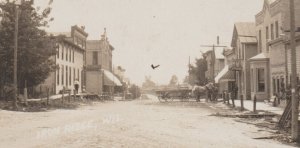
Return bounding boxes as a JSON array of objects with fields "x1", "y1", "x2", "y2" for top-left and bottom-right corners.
[{"x1": 0, "y1": 95, "x2": 295, "y2": 148}]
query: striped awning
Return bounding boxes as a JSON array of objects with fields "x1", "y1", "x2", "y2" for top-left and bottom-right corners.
[{"x1": 103, "y1": 69, "x2": 123, "y2": 86}]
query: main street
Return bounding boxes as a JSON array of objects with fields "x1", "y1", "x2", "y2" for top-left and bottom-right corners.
[{"x1": 0, "y1": 95, "x2": 294, "y2": 148}]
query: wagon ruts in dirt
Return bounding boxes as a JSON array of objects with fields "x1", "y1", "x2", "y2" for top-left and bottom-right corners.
[{"x1": 155, "y1": 87, "x2": 192, "y2": 102}]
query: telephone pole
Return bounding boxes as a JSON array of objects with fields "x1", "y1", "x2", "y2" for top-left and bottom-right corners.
[
  {"x1": 289, "y1": 0, "x2": 299, "y2": 141},
  {"x1": 13, "y1": 1, "x2": 21, "y2": 109}
]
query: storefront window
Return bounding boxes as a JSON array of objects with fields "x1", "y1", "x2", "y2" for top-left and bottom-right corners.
[{"x1": 257, "y1": 68, "x2": 265, "y2": 92}]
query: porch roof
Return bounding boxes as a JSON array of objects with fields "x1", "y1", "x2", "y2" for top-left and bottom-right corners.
[{"x1": 249, "y1": 53, "x2": 269, "y2": 61}]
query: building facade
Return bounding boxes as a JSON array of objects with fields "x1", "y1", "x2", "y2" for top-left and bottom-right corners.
[
  {"x1": 231, "y1": 22, "x2": 258, "y2": 100},
  {"x1": 250, "y1": 0, "x2": 300, "y2": 100},
  {"x1": 204, "y1": 47, "x2": 225, "y2": 83},
  {"x1": 41, "y1": 25, "x2": 88, "y2": 94},
  {"x1": 85, "y1": 29, "x2": 122, "y2": 95}
]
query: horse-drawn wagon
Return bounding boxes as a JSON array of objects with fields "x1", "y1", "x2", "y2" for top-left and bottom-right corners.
[{"x1": 155, "y1": 86, "x2": 192, "y2": 102}]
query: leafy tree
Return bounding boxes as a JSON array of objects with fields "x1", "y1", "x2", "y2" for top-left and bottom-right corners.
[
  {"x1": 0, "y1": 0, "x2": 56, "y2": 98},
  {"x1": 189, "y1": 57, "x2": 208, "y2": 85},
  {"x1": 168, "y1": 75, "x2": 178, "y2": 86}
]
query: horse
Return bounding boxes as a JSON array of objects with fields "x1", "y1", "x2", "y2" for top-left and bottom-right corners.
[
  {"x1": 191, "y1": 83, "x2": 218, "y2": 102},
  {"x1": 191, "y1": 85, "x2": 207, "y2": 102}
]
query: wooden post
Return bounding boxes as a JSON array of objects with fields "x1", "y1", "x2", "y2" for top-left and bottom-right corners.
[
  {"x1": 68, "y1": 91, "x2": 71, "y2": 103},
  {"x1": 223, "y1": 91, "x2": 226, "y2": 103},
  {"x1": 253, "y1": 94, "x2": 257, "y2": 113},
  {"x1": 289, "y1": 0, "x2": 299, "y2": 141},
  {"x1": 241, "y1": 94, "x2": 244, "y2": 111},
  {"x1": 73, "y1": 89, "x2": 76, "y2": 102},
  {"x1": 62, "y1": 88, "x2": 64, "y2": 104},
  {"x1": 46, "y1": 87, "x2": 49, "y2": 106}
]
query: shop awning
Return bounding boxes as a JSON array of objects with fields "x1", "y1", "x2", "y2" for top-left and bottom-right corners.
[
  {"x1": 103, "y1": 69, "x2": 123, "y2": 86},
  {"x1": 215, "y1": 65, "x2": 229, "y2": 83}
]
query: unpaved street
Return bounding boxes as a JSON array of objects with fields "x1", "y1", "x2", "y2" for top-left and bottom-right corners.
[{"x1": 0, "y1": 96, "x2": 294, "y2": 148}]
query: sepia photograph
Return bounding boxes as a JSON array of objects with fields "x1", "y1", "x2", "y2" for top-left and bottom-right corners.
[{"x1": 0, "y1": 0, "x2": 300, "y2": 147}]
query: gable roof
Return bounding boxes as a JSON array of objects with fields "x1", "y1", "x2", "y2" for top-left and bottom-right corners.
[{"x1": 231, "y1": 22, "x2": 257, "y2": 47}]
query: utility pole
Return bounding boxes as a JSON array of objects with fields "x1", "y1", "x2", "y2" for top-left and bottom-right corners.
[
  {"x1": 289, "y1": 0, "x2": 299, "y2": 141},
  {"x1": 13, "y1": 1, "x2": 21, "y2": 109}
]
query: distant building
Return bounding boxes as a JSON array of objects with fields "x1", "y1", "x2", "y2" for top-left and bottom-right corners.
[
  {"x1": 204, "y1": 47, "x2": 225, "y2": 82},
  {"x1": 216, "y1": 48, "x2": 236, "y2": 94},
  {"x1": 85, "y1": 29, "x2": 122, "y2": 95},
  {"x1": 230, "y1": 22, "x2": 257, "y2": 100},
  {"x1": 40, "y1": 25, "x2": 88, "y2": 94}
]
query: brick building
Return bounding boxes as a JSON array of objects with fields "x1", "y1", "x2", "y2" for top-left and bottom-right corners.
[
  {"x1": 250, "y1": 0, "x2": 300, "y2": 100},
  {"x1": 85, "y1": 29, "x2": 122, "y2": 95}
]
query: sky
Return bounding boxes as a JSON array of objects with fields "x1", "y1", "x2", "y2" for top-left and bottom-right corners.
[{"x1": 33, "y1": 0, "x2": 263, "y2": 86}]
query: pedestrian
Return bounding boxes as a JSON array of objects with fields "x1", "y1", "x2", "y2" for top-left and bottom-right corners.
[{"x1": 74, "y1": 79, "x2": 79, "y2": 94}]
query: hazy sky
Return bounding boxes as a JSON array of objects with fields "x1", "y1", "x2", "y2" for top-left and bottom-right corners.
[{"x1": 34, "y1": 0, "x2": 262, "y2": 86}]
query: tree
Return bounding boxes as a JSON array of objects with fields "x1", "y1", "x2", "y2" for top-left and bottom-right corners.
[
  {"x1": 189, "y1": 57, "x2": 208, "y2": 85},
  {"x1": 0, "y1": 0, "x2": 56, "y2": 99},
  {"x1": 142, "y1": 76, "x2": 156, "y2": 89},
  {"x1": 168, "y1": 75, "x2": 178, "y2": 86},
  {"x1": 129, "y1": 84, "x2": 141, "y2": 99}
]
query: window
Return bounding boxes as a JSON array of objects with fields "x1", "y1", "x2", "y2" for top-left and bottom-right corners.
[
  {"x1": 92, "y1": 51, "x2": 98, "y2": 65},
  {"x1": 57, "y1": 44, "x2": 59, "y2": 59},
  {"x1": 272, "y1": 78, "x2": 276, "y2": 94},
  {"x1": 57, "y1": 68, "x2": 60, "y2": 85},
  {"x1": 275, "y1": 21, "x2": 279, "y2": 38},
  {"x1": 66, "y1": 47, "x2": 68, "y2": 61},
  {"x1": 277, "y1": 78, "x2": 280, "y2": 93},
  {"x1": 257, "y1": 68, "x2": 265, "y2": 92},
  {"x1": 72, "y1": 50, "x2": 74, "y2": 63},
  {"x1": 259, "y1": 30, "x2": 262, "y2": 53},
  {"x1": 266, "y1": 26, "x2": 269, "y2": 40},
  {"x1": 66, "y1": 66, "x2": 68, "y2": 86},
  {"x1": 69, "y1": 48, "x2": 72, "y2": 62},
  {"x1": 77, "y1": 69, "x2": 79, "y2": 81},
  {"x1": 251, "y1": 69, "x2": 254, "y2": 91},
  {"x1": 69, "y1": 67, "x2": 72, "y2": 86},
  {"x1": 62, "y1": 44, "x2": 64, "y2": 60},
  {"x1": 62, "y1": 65, "x2": 64, "y2": 85},
  {"x1": 73, "y1": 68, "x2": 75, "y2": 81},
  {"x1": 271, "y1": 24, "x2": 274, "y2": 40}
]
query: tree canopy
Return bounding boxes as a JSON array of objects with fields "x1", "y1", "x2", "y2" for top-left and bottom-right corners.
[
  {"x1": 0, "y1": 0, "x2": 56, "y2": 91},
  {"x1": 189, "y1": 57, "x2": 208, "y2": 85}
]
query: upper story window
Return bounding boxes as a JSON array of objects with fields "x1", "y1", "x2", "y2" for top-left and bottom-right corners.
[
  {"x1": 69, "y1": 48, "x2": 72, "y2": 62},
  {"x1": 72, "y1": 50, "x2": 74, "y2": 63},
  {"x1": 259, "y1": 30, "x2": 262, "y2": 53},
  {"x1": 271, "y1": 23, "x2": 274, "y2": 40},
  {"x1": 62, "y1": 44, "x2": 64, "y2": 60},
  {"x1": 66, "y1": 47, "x2": 68, "y2": 61},
  {"x1": 93, "y1": 51, "x2": 98, "y2": 65},
  {"x1": 275, "y1": 21, "x2": 279, "y2": 38},
  {"x1": 56, "y1": 44, "x2": 59, "y2": 59},
  {"x1": 266, "y1": 26, "x2": 269, "y2": 40}
]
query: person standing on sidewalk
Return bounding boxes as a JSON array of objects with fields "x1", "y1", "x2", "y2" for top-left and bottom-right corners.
[{"x1": 74, "y1": 79, "x2": 79, "y2": 95}]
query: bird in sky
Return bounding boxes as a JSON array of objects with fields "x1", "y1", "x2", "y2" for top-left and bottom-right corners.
[{"x1": 151, "y1": 64, "x2": 160, "y2": 69}]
